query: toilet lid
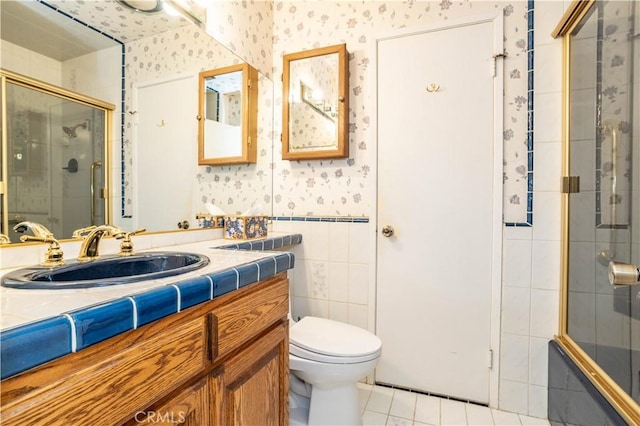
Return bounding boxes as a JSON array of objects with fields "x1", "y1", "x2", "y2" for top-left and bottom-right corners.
[{"x1": 290, "y1": 316, "x2": 382, "y2": 357}]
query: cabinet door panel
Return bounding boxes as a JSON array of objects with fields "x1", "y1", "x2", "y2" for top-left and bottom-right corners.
[{"x1": 211, "y1": 323, "x2": 289, "y2": 426}]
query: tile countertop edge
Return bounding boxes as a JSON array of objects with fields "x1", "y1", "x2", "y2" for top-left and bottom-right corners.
[{"x1": 0, "y1": 233, "x2": 302, "y2": 380}]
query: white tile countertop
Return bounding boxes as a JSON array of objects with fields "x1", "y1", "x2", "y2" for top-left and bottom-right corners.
[
  {"x1": 0, "y1": 233, "x2": 302, "y2": 380},
  {"x1": 0, "y1": 240, "x2": 287, "y2": 331}
]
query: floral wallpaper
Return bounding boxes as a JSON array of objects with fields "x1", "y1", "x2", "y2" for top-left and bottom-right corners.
[
  {"x1": 41, "y1": 0, "x2": 532, "y2": 223},
  {"x1": 270, "y1": 0, "x2": 530, "y2": 221}
]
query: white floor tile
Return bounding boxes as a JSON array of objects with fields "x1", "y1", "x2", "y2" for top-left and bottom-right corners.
[
  {"x1": 414, "y1": 394, "x2": 441, "y2": 425},
  {"x1": 389, "y1": 389, "x2": 417, "y2": 420},
  {"x1": 356, "y1": 385, "x2": 551, "y2": 426},
  {"x1": 387, "y1": 415, "x2": 414, "y2": 426},
  {"x1": 466, "y1": 403, "x2": 495, "y2": 425},
  {"x1": 491, "y1": 408, "x2": 522, "y2": 425},
  {"x1": 440, "y1": 399, "x2": 468, "y2": 426},
  {"x1": 362, "y1": 410, "x2": 388, "y2": 426},
  {"x1": 366, "y1": 386, "x2": 395, "y2": 414},
  {"x1": 359, "y1": 382, "x2": 374, "y2": 413},
  {"x1": 519, "y1": 414, "x2": 550, "y2": 425}
]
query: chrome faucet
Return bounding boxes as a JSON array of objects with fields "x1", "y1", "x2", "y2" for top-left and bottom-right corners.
[
  {"x1": 78, "y1": 225, "x2": 126, "y2": 261},
  {"x1": 13, "y1": 221, "x2": 54, "y2": 239}
]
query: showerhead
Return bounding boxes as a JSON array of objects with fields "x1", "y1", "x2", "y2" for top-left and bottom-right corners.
[{"x1": 62, "y1": 122, "x2": 88, "y2": 138}]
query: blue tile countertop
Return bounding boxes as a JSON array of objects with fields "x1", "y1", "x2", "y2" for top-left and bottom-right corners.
[{"x1": 0, "y1": 234, "x2": 302, "y2": 380}]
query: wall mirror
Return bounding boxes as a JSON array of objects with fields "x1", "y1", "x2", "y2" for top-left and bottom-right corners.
[
  {"x1": 282, "y1": 43, "x2": 349, "y2": 160},
  {"x1": 198, "y1": 63, "x2": 258, "y2": 165},
  {"x1": 0, "y1": 0, "x2": 274, "y2": 243}
]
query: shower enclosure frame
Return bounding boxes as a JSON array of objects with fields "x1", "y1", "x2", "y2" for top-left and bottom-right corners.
[
  {"x1": 553, "y1": 1, "x2": 639, "y2": 424},
  {"x1": 0, "y1": 69, "x2": 114, "y2": 240}
]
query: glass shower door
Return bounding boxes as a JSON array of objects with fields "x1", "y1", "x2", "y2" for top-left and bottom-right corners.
[
  {"x1": 565, "y1": 0, "x2": 639, "y2": 408},
  {"x1": 1, "y1": 74, "x2": 109, "y2": 242}
]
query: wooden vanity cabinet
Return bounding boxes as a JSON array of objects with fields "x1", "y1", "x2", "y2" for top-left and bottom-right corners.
[{"x1": 0, "y1": 274, "x2": 289, "y2": 426}]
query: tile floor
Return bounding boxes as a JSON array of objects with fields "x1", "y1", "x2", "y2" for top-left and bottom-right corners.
[{"x1": 358, "y1": 384, "x2": 551, "y2": 426}]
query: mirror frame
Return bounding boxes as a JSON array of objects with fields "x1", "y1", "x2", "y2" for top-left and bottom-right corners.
[
  {"x1": 282, "y1": 43, "x2": 349, "y2": 161},
  {"x1": 198, "y1": 63, "x2": 258, "y2": 165}
]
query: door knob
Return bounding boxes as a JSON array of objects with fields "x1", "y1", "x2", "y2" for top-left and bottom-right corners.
[
  {"x1": 381, "y1": 225, "x2": 394, "y2": 238},
  {"x1": 608, "y1": 261, "x2": 640, "y2": 286}
]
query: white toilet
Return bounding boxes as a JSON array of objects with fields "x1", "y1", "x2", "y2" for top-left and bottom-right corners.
[{"x1": 288, "y1": 316, "x2": 382, "y2": 426}]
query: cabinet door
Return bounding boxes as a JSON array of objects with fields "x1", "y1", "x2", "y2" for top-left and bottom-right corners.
[
  {"x1": 210, "y1": 323, "x2": 289, "y2": 426},
  {"x1": 130, "y1": 379, "x2": 208, "y2": 426}
]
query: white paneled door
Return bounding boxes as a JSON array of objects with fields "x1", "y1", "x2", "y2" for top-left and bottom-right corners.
[
  {"x1": 375, "y1": 15, "x2": 503, "y2": 404},
  {"x1": 134, "y1": 74, "x2": 197, "y2": 232}
]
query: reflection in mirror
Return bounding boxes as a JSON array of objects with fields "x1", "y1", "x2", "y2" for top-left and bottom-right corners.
[
  {"x1": 282, "y1": 43, "x2": 348, "y2": 160},
  {"x1": 198, "y1": 63, "x2": 258, "y2": 165},
  {"x1": 1, "y1": 70, "x2": 114, "y2": 243}
]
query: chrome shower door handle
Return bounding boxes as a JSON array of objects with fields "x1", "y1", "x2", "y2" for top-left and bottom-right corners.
[
  {"x1": 608, "y1": 262, "x2": 640, "y2": 286},
  {"x1": 381, "y1": 225, "x2": 394, "y2": 238}
]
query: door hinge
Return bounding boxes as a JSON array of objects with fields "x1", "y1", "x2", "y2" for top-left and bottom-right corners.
[
  {"x1": 488, "y1": 349, "x2": 494, "y2": 369},
  {"x1": 491, "y1": 51, "x2": 507, "y2": 77},
  {"x1": 248, "y1": 79, "x2": 252, "y2": 89},
  {"x1": 562, "y1": 176, "x2": 580, "y2": 193}
]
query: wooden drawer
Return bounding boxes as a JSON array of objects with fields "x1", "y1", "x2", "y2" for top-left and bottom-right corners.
[
  {"x1": 211, "y1": 278, "x2": 288, "y2": 360},
  {"x1": 1, "y1": 316, "x2": 207, "y2": 426}
]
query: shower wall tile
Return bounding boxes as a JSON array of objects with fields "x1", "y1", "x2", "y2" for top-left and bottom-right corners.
[
  {"x1": 531, "y1": 240, "x2": 561, "y2": 291},
  {"x1": 528, "y1": 384, "x2": 548, "y2": 419},
  {"x1": 530, "y1": 289, "x2": 559, "y2": 339},
  {"x1": 568, "y1": 242, "x2": 597, "y2": 293},
  {"x1": 532, "y1": 92, "x2": 562, "y2": 144},
  {"x1": 531, "y1": 192, "x2": 562, "y2": 242},
  {"x1": 533, "y1": 43, "x2": 562, "y2": 94},
  {"x1": 529, "y1": 337, "x2": 549, "y2": 387},
  {"x1": 532, "y1": 142, "x2": 562, "y2": 192},
  {"x1": 502, "y1": 287, "x2": 531, "y2": 336},
  {"x1": 501, "y1": 333, "x2": 530, "y2": 383},
  {"x1": 567, "y1": 292, "x2": 597, "y2": 345},
  {"x1": 503, "y1": 239, "x2": 533, "y2": 288},
  {"x1": 499, "y1": 379, "x2": 529, "y2": 415}
]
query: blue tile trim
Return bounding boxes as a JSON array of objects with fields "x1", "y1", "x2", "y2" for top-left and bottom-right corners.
[
  {"x1": 507, "y1": 1, "x2": 534, "y2": 227},
  {"x1": 69, "y1": 299, "x2": 134, "y2": 350},
  {"x1": 37, "y1": 0, "x2": 128, "y2": 218},
  {"x1": 0, "y1": 316, "x2": 72, "y2": 380},
  {"x1": 209, "y1": 268, "x2": 240, "y2": 297},
  {"x1": 131, "y1": 286, "x2": 179, "y2": 327},
  {"x1": 236, "y1": 263, "x2": 259, "y2": 288},
  {"x1": 216, "y1": 234, "x2": 303, "y2": 251},
  {"x1": 176, "y1": 276, "x2": 212, "y2": 310},
  {"x1": 270, "y1": 216, "x2": 369, "y2": 223}
]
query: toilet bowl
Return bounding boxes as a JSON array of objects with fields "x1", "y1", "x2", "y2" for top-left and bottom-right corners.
[{"x1": 288, "y1": 316, "x2": 382, "y2": 426}]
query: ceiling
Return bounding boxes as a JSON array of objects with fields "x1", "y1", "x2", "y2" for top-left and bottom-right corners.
[{"x1": 0, "y1": 0, "x2": 192, "y2": 61}]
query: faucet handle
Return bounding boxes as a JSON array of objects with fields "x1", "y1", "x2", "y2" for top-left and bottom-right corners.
[
  {"x1": 119, "y1": 228, "x2": 146, "y2": 256},
  {"x1": 20, "y1": 235, "x2": 65, "y2": 267},
  {"x1": 13, "y1": 221, "x2": 54, "y2": 239}
]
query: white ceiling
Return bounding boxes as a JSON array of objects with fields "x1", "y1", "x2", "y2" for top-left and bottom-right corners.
[{"x1": 0, "y1": 0, "x2": 192, "y2": 61}]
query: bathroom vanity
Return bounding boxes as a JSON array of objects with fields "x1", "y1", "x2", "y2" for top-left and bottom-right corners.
[{"x1": 0, "y1": 234, "x2": 301, "y2": 425}]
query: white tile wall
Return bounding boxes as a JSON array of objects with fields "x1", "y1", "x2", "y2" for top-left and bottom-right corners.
[{"x1": 273, "y1": 219, "x2": 371, "y2": 332}]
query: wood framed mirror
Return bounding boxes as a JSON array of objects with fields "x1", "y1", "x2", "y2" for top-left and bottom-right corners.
[
  {"x1": 282, "y1": 43, "x2": 349, "y2": 161},
  {"x1": 198, "y1": 63, "x2": 258, "y2": 165}
]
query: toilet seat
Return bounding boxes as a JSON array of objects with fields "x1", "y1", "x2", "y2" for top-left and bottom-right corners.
[{"x1": 290, "y1": 316, "x2": 382, "y2": 364}]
